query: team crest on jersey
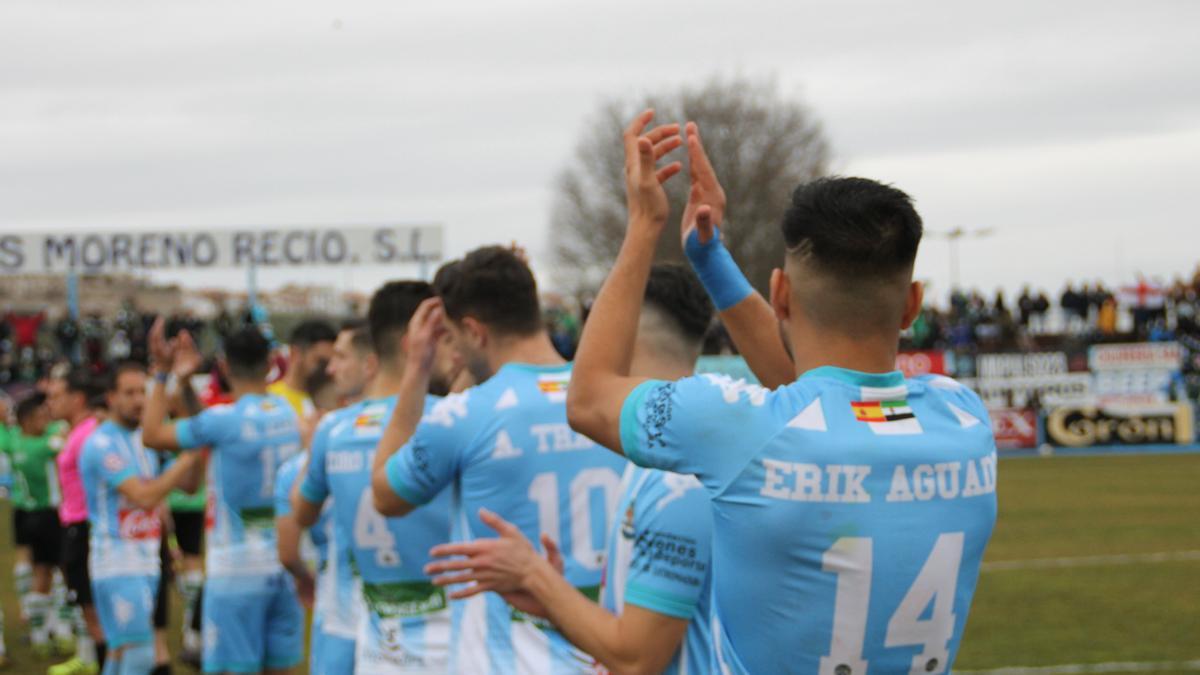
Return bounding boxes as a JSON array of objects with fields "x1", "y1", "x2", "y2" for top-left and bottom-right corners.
[
  {"x1": 851, "y1": 400, "x2": 923, "y2": 435},
  {"x1": 353, "y1": 407, "x2": 386, "y2": 433},
  {"x1": 537, "y1": 373, "x2": 571, "y2": 402},
  {"x1": 103, "y1": 451, "x2": 126, "y2": 473},
  {"x1": 620, "y1": 502, "x2": 635, "y2": 539},
  {"x1": 260, "y1": 399, "x2": 277, "y2": 412}
]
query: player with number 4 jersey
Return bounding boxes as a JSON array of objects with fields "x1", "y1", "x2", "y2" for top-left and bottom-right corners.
[
  {"x1": 567, "y1": 112, "x2": 998, "y2": 674},
  {"x1": 373, "y1": 248, "x2": 628, "y2": 674},
  {"x1": 295, "y1": 280, "x2": 455, "y2": 674},
  {"x1": 301, "y1": 395, "x2": 451, "y2": 673}
]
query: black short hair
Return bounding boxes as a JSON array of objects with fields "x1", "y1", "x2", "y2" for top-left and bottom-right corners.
[
  {"x1": 223, "y1": 326, "x2": 272, "y2": 379},
  {"x1": 340, "y1": 318, "x2": 373, "y2": 354},
  {"x1": 432, "y1": 260, "x2": 461, "y2": 298},
  {"x1": 16, "y1": 392, "x2": 46, "y2": 424},
  {"x1": 106, "y1": 360, "x2": 147, "y2": 392},
  {"x1": 288, "y1": 319, "x2": 337, "y2": 348},
  {"x1": 62, "y1": 366, "x2": 102, "y2": 402},
  {"x1": 644, "y1": 263, "x2": 714, "y2": 344},
  {"x1": 368, "y1": 281, "x2": 435, "y2": 362},
  {"x1": 782, "y1": 177, "x2": 923, "y2": 277},
  {"x1": 439, "y1": 246, "x2": 541, "y2": 335}
]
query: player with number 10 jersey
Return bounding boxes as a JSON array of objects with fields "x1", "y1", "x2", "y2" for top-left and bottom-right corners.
[
  {"x1": 376, "y1": 247, "x2": 629, "y2": 673},
  {"x1": 387, "y1": 363, "x2": 628, "y2": 673}
]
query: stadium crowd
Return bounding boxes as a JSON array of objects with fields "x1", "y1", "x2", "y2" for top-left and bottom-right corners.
[{"x1": 0, "y1": 110, "x2": 1182, "y2": 675}]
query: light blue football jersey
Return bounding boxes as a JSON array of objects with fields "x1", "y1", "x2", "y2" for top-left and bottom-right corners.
[
  {"x1": 385, "y1": 362, "x2": 629, "y2": 675},
  {"x1": 600, "y1": 464, "x2": 713, "y2": 675},
  {"x1": 79, "y1": 421, "x2": 162, "y2": 579},
  {"x1": 273, "y1": 452, "x2": 328, "y2": 568},
  {"x1": 176, "y1": 394, "x2": 301, "y2": 578},
  {"x1": 619, "y1": 367, "x2": 998, "y2": 675},
  {"x1": 300, "y1": 395, "x2": 449, "y2": 672}
]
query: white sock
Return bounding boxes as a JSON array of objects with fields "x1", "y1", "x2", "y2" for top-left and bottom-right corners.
[
  {"x1": 75, "y1": 608, "x2": 97, "y2": 664},
  {"x1": 13, "y1": 562, "x2": 32, "y2": 620},
  {"x1": 53, "y1": 574, "x2": 75, "y2": 640},
  {"x1": 28, "y1": 592, "x2": 52, "y2": 646},
  {"x1": 179, "y1": 570, "x2": 204, "y2": 651}
]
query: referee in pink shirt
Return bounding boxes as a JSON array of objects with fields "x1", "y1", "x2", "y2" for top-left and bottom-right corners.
[{"x1": 47, "y1": 367, "x2": 107, "y2": 674}]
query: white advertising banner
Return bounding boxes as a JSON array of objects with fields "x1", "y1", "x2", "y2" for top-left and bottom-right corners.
[
  {"x1": 0, "y1": 225, "x2": 443, "y2": 274},
  {"x1": 1088, "y1": 342, "x2": 1183, "y2": 372}
]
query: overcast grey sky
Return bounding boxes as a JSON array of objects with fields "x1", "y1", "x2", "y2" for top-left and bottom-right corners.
[{"x1": 3, "y1": 0, "x2": 1198, "y2": 304}]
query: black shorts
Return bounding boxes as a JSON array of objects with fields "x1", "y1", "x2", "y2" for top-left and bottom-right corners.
[
  {"x1": 155, "y1": 530, "x2": 171, "y2": 629},
  {"x1": 17, "y1": 508, "x2": 63, "y2": 565},
  {"x1": 61, "y1": 521, "x2": 93, "y2": 606},
  {"x1": 12, "y1": 509, "x2": 30, "y2": 547},
  {"x1": 172, "y1": 510, "x2": 205, "y2": 557}
]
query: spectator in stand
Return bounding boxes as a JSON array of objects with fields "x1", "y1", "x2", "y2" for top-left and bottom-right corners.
[
  {"x1": 1033, "y1": 290, "x2": 1051, "y2": 333},
  {"x1": 1097, "y1": 296, "x2": 1118, "y2": 336},
  {"x1": 1017, "y1": 286, "x2": 1035, "y2": 329},
  {"x1": 1060, "y1": 283, "x2": 1086, "y2": 333}
]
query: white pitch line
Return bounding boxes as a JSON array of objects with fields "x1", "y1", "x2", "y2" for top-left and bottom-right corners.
[
  {"x1": 981, "y1": 550, "x2": 1200, "y2": 572},
  {"x1": 956, "y1": 660, "x2": 1200, "y2": 674}
]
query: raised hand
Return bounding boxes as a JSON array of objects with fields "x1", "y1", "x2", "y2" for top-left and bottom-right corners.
[
  {"x1": 680, "y1": 121, "x2": 726, "y2": 247},
  {"x1": 404, "y1": 297, "x2": 446, "y2": 375},
  {"x1": 623, "y1": 109, "x2": 683, "y2": 230},
  {"x1": 148, "y1": 317, "x2": 176, "y2": 372},
  {"x1": 171, "y1": 330, "x2": 204, "y2": 379}
]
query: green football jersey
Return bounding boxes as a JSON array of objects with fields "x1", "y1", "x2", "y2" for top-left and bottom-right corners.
[{"x1": 9, "y1": 421, "x2": 67, "y2": 510}]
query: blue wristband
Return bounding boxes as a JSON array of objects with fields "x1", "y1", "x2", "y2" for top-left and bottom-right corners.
[{"x1": 684, "y1": 226, "x2": 754, "y2": 310}]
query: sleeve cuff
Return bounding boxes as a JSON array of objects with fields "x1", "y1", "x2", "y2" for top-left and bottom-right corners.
[
  {"x1": 385, "y1": 454, "x2": 432, "y2": 507},
  {"x1": 111, "y1": 467, "x2": 139, "y2": 487},
  {"x1": 619, "y1": 380, "x2": 662, "y2": 466},
  {"x1": 624, "y1": 581, "x2": 697, "y2": 619},
  {"x1": 174, "y1": 419, "x2": 198, "y2": 450}
]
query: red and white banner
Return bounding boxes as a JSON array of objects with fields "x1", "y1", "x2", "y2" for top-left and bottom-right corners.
[
  {"x1": 1088, "y1": 342, "x2": 1182, "y2": 372},
  {"x1": 895, "y1": 350, "x2": 948, "y2": 377},
  {"x1": 989, "y1": 408, "x2": 1039, "y2": 450}
]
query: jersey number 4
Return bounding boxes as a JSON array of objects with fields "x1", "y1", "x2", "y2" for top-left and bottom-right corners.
[
  {"x1": 821, "y1": 532, "x2": 964, "y2": 675},
  {"x1": 354, "y1": 491, "x2": 401, "y2": 567}
]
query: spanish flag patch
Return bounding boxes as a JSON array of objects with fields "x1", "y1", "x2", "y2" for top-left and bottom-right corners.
[{"x1": 851, "y1": 400, "x2": 915, "y2": 423}]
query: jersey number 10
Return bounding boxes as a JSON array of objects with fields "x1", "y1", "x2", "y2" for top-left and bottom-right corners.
[{"x1": 528, "y1": 468, "x2": 621, "y2": 571}]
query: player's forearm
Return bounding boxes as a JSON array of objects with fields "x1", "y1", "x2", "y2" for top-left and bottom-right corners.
[
  {"x1": 522, "y1": 559, "x2": 638, "y2": 672},
  {"x1": 125, "y1": 456, "x2": 195, "y2": 508},
  {"x1": 370, "y1": 368, "x2": 426, "y2": 517},
  {"x1": 275, "y1": 516, "x2": 305, "y2": 570},
  {"x1": 372, "y1": 368, "x2": 428, "y2": 478},
  {"x1": 141, "y1": 375, "x2": 175, "y2": 450},
  {"x1": 178, "y1": 375, "x2": 203, "y2": 416},
  {"x1": 568, "y1": 222, "x2": 656, "y2": 446},
  {"x1": 289, "y1": 480, "x2": 322, "y2": 528},
  {"x1": 719, "y1": 295, "x2": 795, "y2": 389}
]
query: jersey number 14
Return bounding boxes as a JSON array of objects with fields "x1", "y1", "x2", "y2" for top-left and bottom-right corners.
[{"x1": 820, "y1": 532, "x2": 964, "y2": 675}]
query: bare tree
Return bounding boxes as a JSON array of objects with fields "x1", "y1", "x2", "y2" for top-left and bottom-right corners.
[{"x1": 551, "y1": 75, "x2": 831, "y2": 294}]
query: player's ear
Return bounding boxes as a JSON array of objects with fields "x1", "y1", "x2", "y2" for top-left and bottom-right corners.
[
  {"x1": 462, "y1": 316, "x2": 487, "y2": 350},
  {"x1": 770, "y1": 268, "x2": 791, "y2": 322},
  {"x1": 365, "y1": 352, "x2": 380, "y2": 380},
  {"x1": 900, "y1": 280, "x2": 924, "y2": 330}
]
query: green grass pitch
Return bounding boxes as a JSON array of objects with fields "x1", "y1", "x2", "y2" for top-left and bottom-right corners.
[{"x1": 2, "y1": 453, "x2": 1197, "y2": 673}]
